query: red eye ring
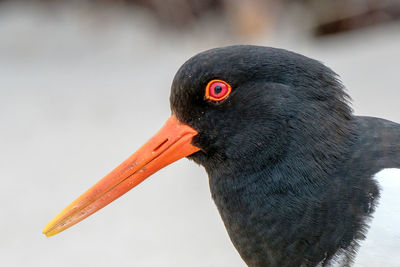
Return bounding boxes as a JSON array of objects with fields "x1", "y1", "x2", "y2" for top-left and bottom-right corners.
[{"x1": 205, "y1": 79, "x2": 232, "y2": 102}]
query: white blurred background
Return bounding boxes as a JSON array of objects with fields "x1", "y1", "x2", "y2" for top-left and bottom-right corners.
[{"x1": 0, "y1": 1, "x2": 399, "y2": 266}]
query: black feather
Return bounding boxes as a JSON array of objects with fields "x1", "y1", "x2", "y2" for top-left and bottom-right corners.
[{"x1": 170, "y1": 45, "x2": 400, "y2": 267}]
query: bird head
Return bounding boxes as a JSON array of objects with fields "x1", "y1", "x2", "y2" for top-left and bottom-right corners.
[
  {"x1": 170, "y1": 45, "x2": 354, "y2": 174},
  {"x1": 42, "y1": 45, "x2": 355, "y2": 237}
]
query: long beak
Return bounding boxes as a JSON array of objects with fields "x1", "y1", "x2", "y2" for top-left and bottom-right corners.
[{"x1": 43, "y1": 115, "x2": 200, "y2": 237}]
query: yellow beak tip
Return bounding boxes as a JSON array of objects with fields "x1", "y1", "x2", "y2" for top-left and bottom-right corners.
[
  {"x1": 42, "y1": 224, "x2": 57, "y2": 237},
  {"x1": 42, "y1": 230, "x2": 56, "y2": 237}
]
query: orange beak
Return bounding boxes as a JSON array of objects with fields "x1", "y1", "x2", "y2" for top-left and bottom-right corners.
[{"x1": 42, "y1": 115, "x2": 200, "y2": 237}]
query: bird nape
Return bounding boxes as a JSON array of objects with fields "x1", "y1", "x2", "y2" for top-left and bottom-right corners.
[{"x1": 43, "y1": 45, "x2": 400, "y2": 267}]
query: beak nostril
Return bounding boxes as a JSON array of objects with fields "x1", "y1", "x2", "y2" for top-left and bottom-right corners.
[{"x1": 153, "y1": 138, "x2": 169, "y2": 152}]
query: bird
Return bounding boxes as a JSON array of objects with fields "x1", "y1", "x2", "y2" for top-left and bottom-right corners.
[{"x1": 43, "y1": 45, "x2": 400, "y2": 267}]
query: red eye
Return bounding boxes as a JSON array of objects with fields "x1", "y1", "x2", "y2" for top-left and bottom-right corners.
[{"x1": 205, "y1": 79, "x2": 232, "y2": 102}]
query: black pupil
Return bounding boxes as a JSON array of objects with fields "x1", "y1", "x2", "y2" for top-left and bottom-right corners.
[{"x1": 214, "y1": 85, "x2": 223, "y2": 94}]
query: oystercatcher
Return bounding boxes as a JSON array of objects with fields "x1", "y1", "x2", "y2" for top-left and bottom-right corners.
[{"x1": 43, "y1": 45, "x2": 400, "y2": 266}]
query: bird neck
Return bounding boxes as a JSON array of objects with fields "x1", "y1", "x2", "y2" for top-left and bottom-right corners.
[
  {"x1": 205, "y1": 118, "x2": 385, "y2": 266},
  {"x1": 207, "y1": 116, "x2": 358, "y2": 196}
]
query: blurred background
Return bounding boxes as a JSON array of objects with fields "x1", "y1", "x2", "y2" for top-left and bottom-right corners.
[{"x1": 1, "y1": 0, "x2": 399, "y2": 266}]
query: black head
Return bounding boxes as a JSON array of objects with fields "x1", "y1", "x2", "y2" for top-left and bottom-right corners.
[{"x1": 170, "y1": 45, "x2": 354, "y2": 179}]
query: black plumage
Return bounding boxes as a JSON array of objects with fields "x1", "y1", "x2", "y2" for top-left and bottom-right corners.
[{"x1": 170, "y1": 45, "x2": 400, "y2": 266}]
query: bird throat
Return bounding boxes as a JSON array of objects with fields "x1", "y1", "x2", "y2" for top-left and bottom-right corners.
[{"x1": 205, "y1": 119, "x2": 377, "y2": 266}]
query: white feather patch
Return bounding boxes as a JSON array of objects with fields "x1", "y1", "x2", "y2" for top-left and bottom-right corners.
[{"x1": 353, "y1": 168, "x2": 400, "y2": 267}]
